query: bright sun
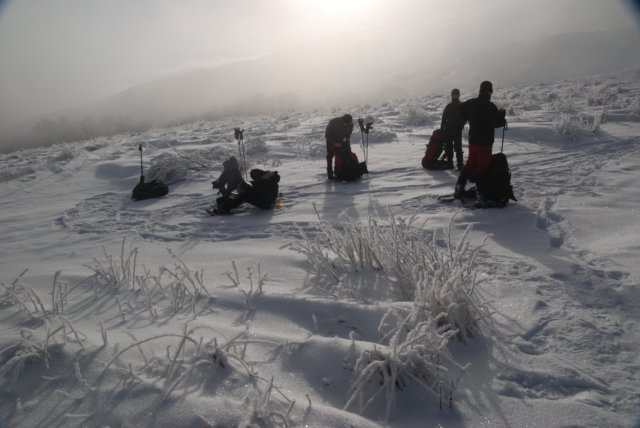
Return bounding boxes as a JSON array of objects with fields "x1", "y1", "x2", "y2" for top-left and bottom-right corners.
[
  {"x1": 300, "y1": 0, "x2": 383, "y2": 33},
  {"x1": 313, "y1": 0, "x2": 368, "y2": 13}
]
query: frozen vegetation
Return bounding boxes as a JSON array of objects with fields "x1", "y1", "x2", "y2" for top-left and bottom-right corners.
[{"x1": 0, "y1": 68, "x2": 640, "y2": 427}]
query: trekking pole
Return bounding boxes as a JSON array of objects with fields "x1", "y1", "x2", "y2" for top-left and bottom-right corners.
[
  {"x1": 357, "y1": 118, "x2": 366, "y2": 159},
  {"x1": 357, "y1": 118, "x2": 373, "y2": 163},
  {"x1": 234, "y1": 127, "x2": 247, "y2": 180},
  {"x1": 138, "y1": 144, "x2": 144, "y2": 179},
  {"x1": 501, "y1": 120, "x2": 508, "y2": 153},
  {"x1": 364, "y1": 122, "x2": 372, "y2": 163}
]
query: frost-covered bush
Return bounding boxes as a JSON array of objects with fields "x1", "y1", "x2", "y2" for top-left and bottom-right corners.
[
  {"x1": 287, "y1": 210, "x2": 488, "y2": 338},
  {"x1": 146, "y1": 145, "x2": 232, "y2": 182},
  {"x1": 288, "y1": 212, "x2": 486, "y2": 416},
  {"x1": 551, "y1": 93, "x2": 576, "y2": 112},
  {"x1": 0, "y1": 329, "x2": 52, "y2": 388},
  {"x1": 586, "y1": 92, "x2": 606, "y2": 107},
  {"x1": 244, "y1": 137, "x2": 268, "y2": 156},
  {"x1": 346, "y1": 309, "x2": 466, "y2": 419},
  {"x1": 52, "y1": 145, "x2": 78, "y2": 163},
  {"x1": 404, "y1": 105, "x2": 432, "y2": 127},
  {"x1": 146, "y1": 152, "x2": 193, "y2": 182},
  {"x1": 590, "y1": 108, "x2": 607, "y2": 135},
  {"x1": 85, "y1": 238, "x2": 213, "y2": 320},
  {"x1": 0, "y1": 270, "x2": 47, "y2": 318},
  {"x1": 362, "y1": 129, "x2": 397, "y2": 143},
  {"x1": 553, "y1": 114, "x2": 579, "y2": 141},
  {"x1": 288, "y1": 212, "x2": 488, "y2": 418},
  {"x1": 505, "y1": 104, "x2": 519, "y2": 117},
  {"x1": 281, "y1": 136, "x2": 325, "y2": 159}
]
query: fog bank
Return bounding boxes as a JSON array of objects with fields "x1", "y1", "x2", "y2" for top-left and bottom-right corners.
[{"x1": 0, "y1": 0, "x2": 638, "y2": 151}]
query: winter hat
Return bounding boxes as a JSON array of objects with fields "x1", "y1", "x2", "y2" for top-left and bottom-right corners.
[
  {"x1": 479, "y1": 81, "x2": 493, "y2": 94},
  {"x1": 223, "y1": 156, "x2": 239, "y2": 171},
  {"x1": 451, "y1": 88, "x2": 460, "y2": 96},
  {"x1": 341, "y1": 114, "x2": 353, "y2": 124}
]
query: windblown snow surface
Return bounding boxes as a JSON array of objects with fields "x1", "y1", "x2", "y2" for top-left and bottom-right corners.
[{"x1": 1, "y1": 68, "x2": 639, "y2": 428}]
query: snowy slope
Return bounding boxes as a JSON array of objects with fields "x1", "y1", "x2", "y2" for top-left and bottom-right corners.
[{"x1": 1, "y1": 68, "x2": 639, "y2": 428}]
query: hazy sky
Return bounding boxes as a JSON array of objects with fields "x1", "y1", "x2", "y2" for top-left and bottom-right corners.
[{"x1": 0, "y1": 0, "x2": 638, "y2": 128}]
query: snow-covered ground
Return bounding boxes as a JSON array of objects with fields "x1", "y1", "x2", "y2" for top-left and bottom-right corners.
[{"x1": 1, "y1": 68, "x2": 639, "y2": 428}]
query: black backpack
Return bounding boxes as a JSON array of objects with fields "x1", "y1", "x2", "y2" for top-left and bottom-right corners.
[
  {"x1": 132, "y1": 146, "x2": 169, "y2": 201},
  {"x1": 249, "y1": 170, "x2": 280, "y2": 208},
  {"x1": 131, "y1": 176, "x2": 169, "y2": 201},
  {"x1": 484, "y1": 153, "x2": 517, "y2": 207}
]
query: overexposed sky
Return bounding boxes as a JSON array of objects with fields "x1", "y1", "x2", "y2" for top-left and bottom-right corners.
[{"x1": 0, "y1": 0, "x2": 637, "y2": 127}]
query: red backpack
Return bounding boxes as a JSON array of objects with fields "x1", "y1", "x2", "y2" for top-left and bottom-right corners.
[
  {"x1": 421, "y1": 129, "x2": 449, "y2": 170},
  {"x1": 335, "y1": 148, "x2": 367, "y2": 181}
]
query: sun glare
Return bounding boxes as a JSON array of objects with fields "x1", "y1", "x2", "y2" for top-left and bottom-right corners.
[
  {"x1": 296, "y1": 0, "x2": 383, "y2": 37},
  {"x1": 313, "y1": 0, "x2": 368, "y2": 13}
]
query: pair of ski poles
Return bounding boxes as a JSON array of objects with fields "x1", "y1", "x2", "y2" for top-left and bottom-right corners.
[
  {"x1": 234, "y1": 127, "x2": 248, "y2": 180},
  {"x1": 357, "y1": 118, "x2": 373, "y2": 163}
]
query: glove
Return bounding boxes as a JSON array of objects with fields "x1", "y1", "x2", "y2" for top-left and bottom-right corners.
[{"x1": 498, "y1": 109, "x2": 506, "y2": 119}]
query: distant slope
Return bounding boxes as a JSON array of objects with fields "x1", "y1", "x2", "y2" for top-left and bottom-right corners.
[
  {"x1": 69, "y1": 28, "x2": 640, "y2": 121},
  {"x1": 3, "y1": 29, "x2": 639, "y2": 152}
]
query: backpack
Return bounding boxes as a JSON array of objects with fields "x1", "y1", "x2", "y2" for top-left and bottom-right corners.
[
  {"x1": 335, "y1": 150, "x2": 367, "y2": 182},
  {"x1": 249, "y1": 170, "x2": 280, "y2": 208},
  {"x1": 421, "y1": 129, "x2": 449, "y2": 170},
  {"x1": 131, "y1": 177, "x2": 169, "y2": 201},
  {"x1": 483, "y1": 153, "x2": 517, "y2": 207}
]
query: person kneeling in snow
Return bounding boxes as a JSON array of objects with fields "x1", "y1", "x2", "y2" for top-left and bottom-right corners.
[
  {"x1": 325, "y1": 114, "x2": 355, "y2": 180},
  {"x1": 210, "y1": 157, "x2": 280, "y2": 215}
]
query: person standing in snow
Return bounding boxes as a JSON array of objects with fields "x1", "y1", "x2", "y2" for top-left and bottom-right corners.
[
  {"x1": 440, "y1": 88, "x2": 465, "y2": 170},
  {"x1": 454, "y1": 81, "x2": 507, "y2": 205},
  {"x1": 324, "y1": 114, "x2": 354, "y2": 180}
]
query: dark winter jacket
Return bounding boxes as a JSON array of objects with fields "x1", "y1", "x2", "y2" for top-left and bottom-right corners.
[
  {"x1": 458, "y1": 94, "x2": 506, "y2": 146},
  {"x1": 325, "y1": 117, "x2": 354, "y2": 145},
  {"x1": 440, "y1": 100, "x2": 464, "y2": 136},
  {"x1": 212, "y1": 156, "x2": 245, "y2": 197}
]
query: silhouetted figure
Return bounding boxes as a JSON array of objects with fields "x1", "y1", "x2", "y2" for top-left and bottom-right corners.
[
  {"x1": 440, "y1": 88, "x2": 465, "y2": 170},
  {"x1": 454, "y1": 81, "x2": 507, "y2": 206},
  {"x1": 325, "y1": 114, "x2": 354, "y2": 180},
  {"x1": 212, "y1": 156, "x2": 245, "y2": 198}
]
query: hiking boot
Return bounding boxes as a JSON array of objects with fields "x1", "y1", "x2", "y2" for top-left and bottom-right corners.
[
  {"x1": 206, "y1": 207, "x2": 227, "y2": 216},
  {"x1": 474, "y1": 192, "x2": 496, "y2": 208},
  {"x1": 454, "y1": 183, "x2": 465, "y2": 199},
  {"x1": 445, "y1": 162, "x2": 454, "y2": 170},
  {"x1": 457, "y1": 163, "x2": 464, "y2": 171},
  {"x1": 327, "y1": 166, "x2": 334, "y2": 181}
]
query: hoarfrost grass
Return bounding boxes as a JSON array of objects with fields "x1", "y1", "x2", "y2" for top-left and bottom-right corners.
[
  {"x1": 287, "y1": 209, "x2": 491, "y2": 418},
  {"x1": 86, "y1": 238, "x2": 215, "y2": 319},
  {"x1": 553, "y1": 114, "x2": 580, "y2": 141}
]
